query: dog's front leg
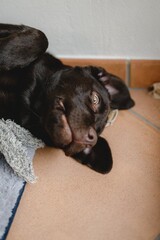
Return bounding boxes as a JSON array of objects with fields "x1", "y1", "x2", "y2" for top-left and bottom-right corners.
[{"x1": 0, "y1": 23, "x2": 48, "y2": 71}]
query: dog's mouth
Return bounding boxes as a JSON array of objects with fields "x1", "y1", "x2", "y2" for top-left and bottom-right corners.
[
  {"x1": 58, "y1": 113, "x2": 97, "y2": 156},
  {"x1": 45, "y1": 98, "x2": 99, "y2": 156},
  {"x1": 64, "y1": 140, "x2": 93, "y2": 157}
]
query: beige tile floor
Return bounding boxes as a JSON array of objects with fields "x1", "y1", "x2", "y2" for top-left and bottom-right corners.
[
  {"x1": 130, "y1": 89, "x2": 160, "y2": 129},
  {"x1": 7, "y1": 90, "x2": 160, "y2": 240}
]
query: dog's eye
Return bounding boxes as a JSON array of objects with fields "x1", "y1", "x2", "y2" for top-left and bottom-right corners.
[
  {"x1": 90, "y1": 91, "x2": 100, "y2": 112},
  {"x1": 91, "y1": 91, "x2": 100, "y2": 104}
]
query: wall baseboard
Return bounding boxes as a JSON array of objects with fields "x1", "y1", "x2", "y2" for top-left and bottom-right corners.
[{"x1": 61, "y1": 58, "x2": 160, "y2": 88}]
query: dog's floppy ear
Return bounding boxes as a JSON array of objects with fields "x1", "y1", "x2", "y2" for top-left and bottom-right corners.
[
  {"x1": 72, "y1": 137, "x2": 113, "y2": 174},
  {"x1": 84, "y1": 66, "x2": 135, "y2": 110}
]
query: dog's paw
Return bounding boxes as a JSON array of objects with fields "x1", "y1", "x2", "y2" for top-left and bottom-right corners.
[
  {"x1": 97, "y1": 68, "x2": 110, "y2": 84},
  {"x1": 84, "y1": 66, "x2": 110, "y2": 84},
  {"x1": 72, "y1": 137, "x2": 113, "y2": 174}
]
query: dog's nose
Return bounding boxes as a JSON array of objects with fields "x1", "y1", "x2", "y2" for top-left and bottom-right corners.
[{"x1": 85, "y1": 127, "x2": 97, "y2": 146}]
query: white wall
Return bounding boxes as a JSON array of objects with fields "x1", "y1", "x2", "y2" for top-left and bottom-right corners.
[{"x1": 0, "y1": 0, "x2": 160, "y2": 59}]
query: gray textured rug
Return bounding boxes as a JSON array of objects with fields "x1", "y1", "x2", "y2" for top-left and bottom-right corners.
[{"x1": 0, "y1": 119, "x2": 44, "y2": 240}]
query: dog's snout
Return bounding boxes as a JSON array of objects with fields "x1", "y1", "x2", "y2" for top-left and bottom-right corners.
[{"x1": 85, "y1": 128, "x2": 97, "y2": 146}]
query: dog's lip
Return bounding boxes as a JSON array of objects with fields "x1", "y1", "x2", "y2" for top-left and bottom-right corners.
[
  {"x1": 61, "y1": 114, "x2": 73, "y2": 143},
  {"x1": 63, "y1": 140, "x2": 93, "y2": 156},
  {"x1": 59, "y1": 114, "x2": 95, "y2": 156},
  {"x1": 61, "y1": 116, "x2": 91, "y2": 152},
  {"x1": 73, "y1": 139, "x2": 93, "y2": 145}
]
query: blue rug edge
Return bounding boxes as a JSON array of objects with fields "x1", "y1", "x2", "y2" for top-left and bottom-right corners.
[{"x1": 1, "y1": 182, "x2": 26, "y2": 240}]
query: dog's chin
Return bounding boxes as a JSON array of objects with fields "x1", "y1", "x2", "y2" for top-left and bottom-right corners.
[
  {"x1": 83, "y1": 147, "x2": 92, "y2": 155},
  {"x1": 63, "y1": 142, "x2": 92, "y2": 157},
  {"x1": 46, "y1": 113, "x2": 95, "y2": 156}
]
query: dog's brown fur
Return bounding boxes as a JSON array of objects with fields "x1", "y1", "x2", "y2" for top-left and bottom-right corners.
[{"x1": 0, "y1": 24, "x2": 134, "y2": 173}]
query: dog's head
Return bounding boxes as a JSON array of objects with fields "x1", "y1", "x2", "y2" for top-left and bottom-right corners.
[{"x1": 43, "y1": 66, "x2": 134, "y2": 173}]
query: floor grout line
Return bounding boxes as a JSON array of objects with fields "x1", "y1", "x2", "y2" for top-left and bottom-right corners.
[
  {"x1": 129, "y1": 87, "x2": 146, "y2": 90},
  {"x1": 129, "y1": 109, "x2": 160, "y2": 132}
]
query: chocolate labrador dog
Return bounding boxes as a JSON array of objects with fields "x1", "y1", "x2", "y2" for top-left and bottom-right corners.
[{"x1": 0, "y1": 24, "x2": 135, "y2": 174}]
